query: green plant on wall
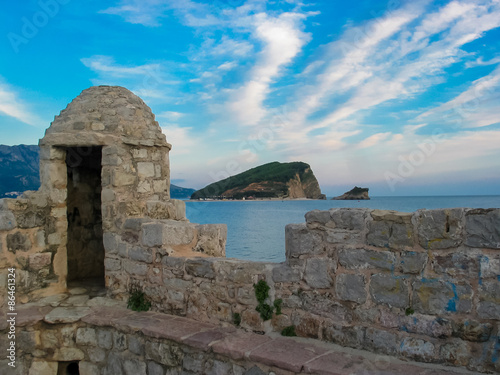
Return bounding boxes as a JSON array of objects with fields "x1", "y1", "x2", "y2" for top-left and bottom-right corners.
[
  {"x1": 253, "y1": 280, "x2": 284, "y2": 322},
  {"x1": 281, "y1": 325, "x2": 297, "y2": 337},
  {"x1": 127, "y1": 285, "x2": 151, "y2": 312},
  {"x1": 232, "y1": 312, "x2": 241, "y2": 326}
]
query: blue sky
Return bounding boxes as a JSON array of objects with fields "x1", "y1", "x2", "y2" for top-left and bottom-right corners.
[{"x1": 1, "y1": 0, "x2": 500, "y2": 196}]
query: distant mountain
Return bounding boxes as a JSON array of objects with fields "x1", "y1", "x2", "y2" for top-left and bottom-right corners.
[
  {"x1": 0, "y1": 145, "x2": 194, "y2": 200},
  {"x1": 191, "y1": 161, "x2": 325, "y2": 200},
  {"x1": 0, "y1": 145, "x2": 40, "y2": 197},
  {"x1": 170, "y1": 184, "x2": 196, "y2": 199}
]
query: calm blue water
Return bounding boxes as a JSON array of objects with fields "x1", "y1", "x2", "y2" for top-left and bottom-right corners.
[{"x1": 186, "y1": 196, "x2": 500, "y2": 263}]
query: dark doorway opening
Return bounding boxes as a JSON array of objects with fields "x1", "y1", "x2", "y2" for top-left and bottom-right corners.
[
  {"x1": 65, "y1": 146, "x2": 105, "y2": 286},
  {"x1": 58, "y1": 361, "x2": 80, "y2": 375}
]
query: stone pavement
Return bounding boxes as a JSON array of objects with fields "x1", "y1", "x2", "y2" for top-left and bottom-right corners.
[{"x1": 11, "y1": 288, "x2": 481, "y2": 375}]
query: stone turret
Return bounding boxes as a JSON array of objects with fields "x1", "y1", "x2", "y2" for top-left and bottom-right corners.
[{"x1": 0, "y1": 86, "x2": 226, "y2": 300}]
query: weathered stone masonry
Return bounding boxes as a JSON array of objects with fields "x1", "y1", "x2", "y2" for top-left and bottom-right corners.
[{"x1": 122, "y1": 207, "x2": 500, "y2": 373}]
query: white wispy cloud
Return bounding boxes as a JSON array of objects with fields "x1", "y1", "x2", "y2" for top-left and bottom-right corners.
[
  {"x1": 228, "y1": 11, "x2": 312, "y2": 126},
  {"x1": 0, "y1": 81, "x2": 42, "y2": 126},
  {"x1": 419, "y1": 65, "x2": 500, "y2": 127},
  {"x1": 81, "y1": 55, "x2": 161, "y2": 78}
]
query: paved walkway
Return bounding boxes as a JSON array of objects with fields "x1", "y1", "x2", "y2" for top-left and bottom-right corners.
[{"x1": 13, "y1": 289, "x2": 480, "y2": 375}]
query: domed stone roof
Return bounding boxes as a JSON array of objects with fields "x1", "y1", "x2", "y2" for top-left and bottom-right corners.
[{"x1": 41, "y1": 86, "x2": 170, "y2": 148}]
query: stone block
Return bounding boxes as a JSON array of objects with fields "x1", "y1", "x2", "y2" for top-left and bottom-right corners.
[
  {"x1": 29, "y1": 360, "x2": 58, "y2": 375},
  {"x1": 147, "y1": 362, "x2": 164, "y2": 375},
  {"x1": 367, "y1": 210, "x2": 413, "y2": 248},
  {"x1": 123, "y1": 260, "x2": 149, "y2": 276},
  {"x1": 400, "y1": 314, "x2": 452, "y2": 338},
  {"x1": 336, "y1": 274, "x2": 366, "y2": 304},
  {"x1": 300, "y1": 292, "x2": 353, "y2": 321},
  {"x1": 480, "y1": 255, "x2": 500, "y2": 278},
  {"x1": 113, "y1": 331, "x2": 128, "y2": 351},
  {"x1": 329, "y1": 208, "x2": 367, "y2": 230},
  {"x1": 145, "y1": 341, "x2": 184, "y2": 367},
  {"x1": 432, "y1": 252, "x2": 479, "y2": 278},
  {"x1": 129, "y1": 246, "x2": 153, "y2": 263},
  {"x1": 370, "y1": 274, "x2": 409, "y2": 308},
  {"x1": 465, "y1": 208, "x2": 500, "y2": 249},
  {"x1": 0, "y1": 210, "x2": 16, "y2": 230},
  {"x1": 194, "y1": 224, "x2": 227, "y2": 257},
  {"x1": 305, "y1": 209, "x2": 331, "y2": 225},
  {"x1": 97, "y1": 329, "x2": 113, "y2": 350},
  {"x1": 285, "y1": 223, "x2": 323, "y2": 258},
  {"x1": 453, "y1": 319, "x2": 492, "y2": 342},
  {"x1": 153, "y1": 179, "x2": 167, "y2": 193},
  {"x1": 400, "y1": 251, "x2": 427, "y2": 274},
  {"x1": 416, "y1": 209, "x2": 464, "y2": 249},
  {"x1": 138, "y1": 180, "x2": 152, "y2": 193},
  {"x1": 28, "y1": 252, "x2": 52, "y2": 271},
  {"x1": 112, "y1": 169, "x2": 136, "y2": 186},
  {"x1": 185, "y1": 258, "x2": 216, "y2": 279},
  {"x1": 87, "y1": 347, "x2": 106, "y2": 363},
  {"x1": 103, "y1": 352, "x2": 123, "y2": 375},
  {"x1": 104, "y1": 258, "x2": 121, "y2": 272},
  {"x1": 400, "y1": 337, "x2": 436, "y2": 362},
  {"x1": 293, "y1": 312, "x2": 321, "y2": 338},
  {"x1": 272, "y1": 264, "x2": 301, "y2": 283},
  {"x1": 6, "y1": 232, "x2": 31, "y2": 253},
  {"x1": 137, "y1": 162, "x2": 155, "y2": 177},
  {"x1": 141, "y1": 223, "x2": 164, "y2": 247},
  {"x1": 325, "y1": 229, "x2": 363, "y2": 244},
  {"x1": 123, "y1": 359, "x2": 147, "y2": 375},
  {"x1": 79, "y1": 362, "x2": 100, "y2": 375},
  {"x1": 103, "y1": 232, "x2": 117, "y2": 254},
  {"x1": 132, "y1": 149, "x2": 148, "y2": 159},
  {"x1": 413, "y1": 280, "x2": 472, "y2": 315},
  {"x1": 76, "y1": 327, "x2": 97, "y2": 345},
  {"x1": 44, "y1": 307, "x2": 90, "y2": 324},
  {"x1": 123, "y1": 218, "x2": 151, "y2": 231},
  {"x1": 161, "y1": 221, "x2": 196, "y2": 245},
  {"x1": 53, "y1": 347, "x2": 85, "y2": 361},
  {"x1": 364, "y1": 327, "x2": 399, "y2": 355},
  {"x1": 439, "y1": 340, "x2": 469, "y2": 367},
  {"x1": 478, "y1": 280, "x2": 500, "y2": 319},
  {"x1": 339, "y1": 248, "x2": 395, "y2": 271},
  {"x1": 304, "y1": 258, "x2": 333, "y2": 288},
  {"x1": 323, "y1": 323, "x2": 364, "y2": 348}
]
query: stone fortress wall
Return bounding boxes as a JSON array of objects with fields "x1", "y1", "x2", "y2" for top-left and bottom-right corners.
[
  {"x1": 1, "y1": 86, "x2": 499, "y2": 373},
  {"x1": 110, "y1": 207, "x2": 500, "y2": 373}
]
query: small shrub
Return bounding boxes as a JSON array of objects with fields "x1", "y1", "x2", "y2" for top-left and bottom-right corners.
[
  {"x1": 281, "y1": 325, "x2": 296, "y2": 337},
  {"x1": 127, "y1": 286, "x2": 151, "y2": 312},
  {"x1": 233, "y1": 312, "x2": 241, "y2": 326},
  {"x1": 256, "y1": 302, "x2": 274, "y2": 321},
  {"x1": 254, "y1": 279, "x2": 270, "y2": 303},
  {"x1": 274, "y1": 299, "x2": 283, "y2": 315},
  {"x1": 405, "y1": 307, "x2": 415, "y2": 316}
]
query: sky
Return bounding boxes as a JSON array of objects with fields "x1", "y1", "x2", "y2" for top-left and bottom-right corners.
[{"x1": 1, "y1": 0, "x2": 500, "y2": 196}]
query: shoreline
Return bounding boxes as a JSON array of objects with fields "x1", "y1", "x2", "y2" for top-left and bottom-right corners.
[{"x1": 186, "y1": 197, "x2": 322, "y2": 202}]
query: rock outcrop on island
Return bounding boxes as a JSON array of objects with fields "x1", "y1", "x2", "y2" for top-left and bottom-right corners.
[
  {"x1": 333, "y1": 186, "x2": 370, "y2": 200},
  {"x1": 191, "y1": 161, "x2": 325, "y2": 200}
]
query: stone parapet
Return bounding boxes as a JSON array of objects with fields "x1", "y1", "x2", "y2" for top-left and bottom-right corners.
[{"x1": 129, "y1": 208, "x2": 499, "y2": 373}]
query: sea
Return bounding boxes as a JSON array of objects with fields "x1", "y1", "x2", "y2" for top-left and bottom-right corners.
[{"x1": 185, "y1": 196, "x2": 500, "y2": 263}]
